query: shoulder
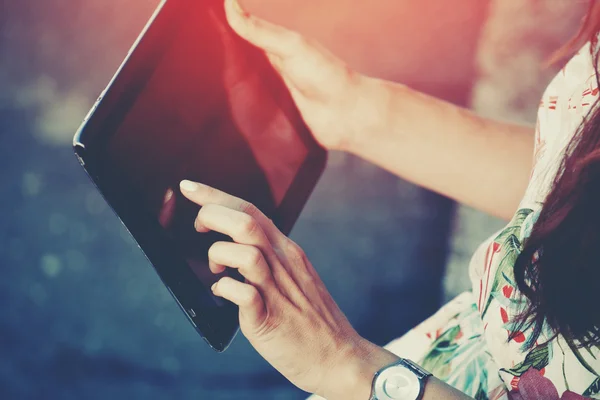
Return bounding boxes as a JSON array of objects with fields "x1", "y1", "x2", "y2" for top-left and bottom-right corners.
[{"x1": 522, "y1": 41, "x2": 598, "y2": 208}]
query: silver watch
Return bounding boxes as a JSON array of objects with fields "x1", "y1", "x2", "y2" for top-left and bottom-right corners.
[{"x1": 370, "y1": 358, "x2": 432, "y2": 400}]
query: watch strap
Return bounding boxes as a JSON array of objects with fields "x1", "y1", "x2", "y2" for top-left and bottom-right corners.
[{"x1": 400, "y1": 358, "x2": 432, "y2": 382}]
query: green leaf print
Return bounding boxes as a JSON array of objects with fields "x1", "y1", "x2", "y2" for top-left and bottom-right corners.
[
  {"x1": 501, "y1": 342, "x2": 551, "y2": 377},
  {"x1": 583, "y1": 377, "x2": 600, "y2": 396},
  {"x1": 491, "y1": 290, "x2": 525, "y2": 310},
  {"x1": 448, "y1": 346, "x2": 490, "y2": 399},
  {"x1": 481, "y1": 234, "x2": 520, "y2": 318},
  {"x1": 584, "y1": 346, "x2": 597, "y2": 360},
  {"x1": 493, "y1": 209, "x2": 533, "y2": 244},
  {"x1": 481, "y1": 209, "x2": 533, "y2": 319},
  {"x1": 474, "y1": 385, "x2": 489, "y2": 400},
  {"x1": 421, "y1": 325, "x2": 462, "y2": 380}
]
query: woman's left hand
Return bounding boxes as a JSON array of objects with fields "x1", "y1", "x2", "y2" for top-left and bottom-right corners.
[{"x1": 179, "y1": 180, "x2": 398, "y2": 400}]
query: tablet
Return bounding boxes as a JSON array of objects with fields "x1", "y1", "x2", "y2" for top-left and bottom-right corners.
[{"x1": 72, "y1": 0, "x2": 327, "y2": 352}]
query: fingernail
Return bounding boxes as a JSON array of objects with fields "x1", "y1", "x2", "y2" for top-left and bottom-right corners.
[
  {"x1": 211, "y1": 282, "x2": 218, "y2": 292},
  {"x1": 180, "y1": 180, "x2": 198, "y2": 192}
]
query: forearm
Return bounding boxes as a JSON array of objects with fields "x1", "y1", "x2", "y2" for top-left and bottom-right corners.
[
  {"x1": 344, "y1": 77, "x2": 535, "y2": 221},
  {"x1": 422, "y1": 377, "x2": 475, "y2": 400}
]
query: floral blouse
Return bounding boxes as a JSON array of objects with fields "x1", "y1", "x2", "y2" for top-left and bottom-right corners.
[
  {"x1": 307, "y1": 42, "x2": 600, "y2": 400},
  {"x1": 390, "y1": 41, "x2": 600, "y2": 399}
]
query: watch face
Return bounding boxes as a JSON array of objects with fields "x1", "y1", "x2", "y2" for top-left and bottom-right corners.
[{"x1": 374, "y1": 365, "x2": 421, "y2": 400}]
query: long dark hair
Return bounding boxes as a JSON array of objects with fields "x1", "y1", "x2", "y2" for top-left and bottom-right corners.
[{"x1": 512, "y1": 2, "x2": 600, "y2": 349}]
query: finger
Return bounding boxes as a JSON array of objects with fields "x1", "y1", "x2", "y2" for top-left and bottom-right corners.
[
  {"x1": 180, "y1": 180, "x2": 281, "y2": 242},
  {"x1": 208, "y1": 259, "x2": 226, "y2": 275},
  {"x1": 208, "y1": 8, "x2": 248, "y2": 86},
  {"x1": 196, "y1": 202, "x2": 306, "y2": 306},
  {"x1": 180, "y1": 181, "x2": 308, "y2": 305},
  {"x1": 212, "y1": 277, "x2": 267, "y2": 324},
  {"x1": 195, "y1": 203, "x2": 270, "y2": 248},
  {"x1": 224, "y1": 0, "x2": 358, "y2": 100},
  {"x1": 208, "y1": 242, "x2": 274, "y2": 290},
  {"x1": 224, "y1": 0, "x2": 301, "y2": 57}
]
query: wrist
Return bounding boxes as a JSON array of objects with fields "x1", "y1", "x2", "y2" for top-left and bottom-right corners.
[
  {"x1": 340, "y1": 75, "x2": 409, "y2": 157},
  {"x1": 320, "y1": 338, "x2": 400, "y2": 400}
]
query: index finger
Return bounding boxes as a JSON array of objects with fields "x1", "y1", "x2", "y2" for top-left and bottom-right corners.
[{"x1": 180, "y1": 180, "x2": 281, "y2": 240}]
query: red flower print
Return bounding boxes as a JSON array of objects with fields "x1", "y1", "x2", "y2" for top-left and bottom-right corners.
[
  {"x1": 426, "y1": 328, "x2": 444, "y2": 340},
  {"x1": 435, "y1": 328, "x2": 443, "y2": 340},
  {"x1": 501, "y1": 307, "x2": 509, "y2": 323},
  {"x1": 509, "y1": 369, "x2": 585, "y2": 399},
  {"x1": 503, "y1": 285, "x2": 514, "y2": 298},
  {"x1": 489, "y1": 385, "x2": 509, "y2": 400},
  {"x1": 479, "y1": 241, "x2": 502, "y2": 310},
  {"x1": 512, "y1": 331, "x2": 526, "y2": 344},
  {"x1": 532, "y1": 120, "x2": 546, "y2": 177},
  {"x1": 582, "y1": 85, "x2": 599, "y2": 98},
  {"x1": 582, "y1": 80, "x2": 599, "y2": 107},
  {"x1": 511, "y1": 375, "x2": 520, "y2": 391}
]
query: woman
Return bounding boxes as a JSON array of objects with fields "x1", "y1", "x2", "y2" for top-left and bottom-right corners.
[{"x1": 180, "y1": 0, "x2": 600, "y2": 398}]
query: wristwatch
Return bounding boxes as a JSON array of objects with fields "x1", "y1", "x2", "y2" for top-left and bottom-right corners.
[{"x1": 369, "y1": 358, "x2": 432, "y2": 400}]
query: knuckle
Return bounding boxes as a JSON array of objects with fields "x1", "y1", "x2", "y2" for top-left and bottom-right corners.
[
  {"x1": 245, "y1": 13, "x2": 261, "y2": 31},
  {"x1": 342, "y1": 64, "x2": 361, "y2": 88},
  {"x1": 238, "y1": 215, "x2": 260, "y2": 237},
  {"x1": 204, "y1": 186, "x2": 219, "y2": 199},
  {"x1": 286, "y1": 240, "x2": 306, "y2": 262},
  {"x1": 288, "y1": 32, "x2": 306, "y2": 49},
  {"x1": 241, "y1": 286, "x2": 262, "y2": 308},
  {"x1": 252, "y1": 311, "x2": 281, "y2": 339},
  {"x1": 244, "y1": 247, "x2": 264, "y2": 268},
  {"x1": 240, "y1": 200, "x2": 259, "y2": 217}
]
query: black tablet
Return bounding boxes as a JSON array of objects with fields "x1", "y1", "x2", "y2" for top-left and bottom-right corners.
[{"x1": 72, "y1": 0, "x2": 327, "y2": 352}]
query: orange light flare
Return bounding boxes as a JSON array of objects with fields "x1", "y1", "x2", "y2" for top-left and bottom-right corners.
[{"x1": 239, "y1": 0, "x2": 488, "y2": 90}]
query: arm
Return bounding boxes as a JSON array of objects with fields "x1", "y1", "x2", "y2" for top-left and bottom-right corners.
[
  {"x1": 346, "y1": 78, "x2": 534, "y2": 221},
  {"x1": 225, "y1": 0, "x2": 535, "y2": 221},
  {"x1": 334, "y1": 342, "x2": 473, "y2": 400},
  {"x1": 179, "y1": 178, "x2": 477, "y2": 400}
]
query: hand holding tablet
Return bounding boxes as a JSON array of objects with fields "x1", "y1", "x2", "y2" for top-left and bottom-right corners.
[{"x1": 177, "y1": 180, "x2": 383, "y2": 400}]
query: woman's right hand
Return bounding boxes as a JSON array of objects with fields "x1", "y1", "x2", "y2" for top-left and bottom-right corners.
[{"x1": 224, "y1": 0, "x2": 385, "y2": 152}]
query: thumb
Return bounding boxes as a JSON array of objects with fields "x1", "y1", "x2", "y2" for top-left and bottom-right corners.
[
  {"x1": 224, "y1": 0, "x2": 356, "y2": 99},
  {"x1": 224, "y1": 0, "x2": 303, "y2": 58}
]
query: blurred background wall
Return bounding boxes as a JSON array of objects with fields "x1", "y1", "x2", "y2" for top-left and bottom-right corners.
[{"x1": 0, "y1": 0, "x2": 585, "y2": 399}]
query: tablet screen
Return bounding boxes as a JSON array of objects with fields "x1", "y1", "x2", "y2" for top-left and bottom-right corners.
[
  {"x1": 105, "y1": 2, "x2": 310, "y2": 291},
  {"x1": 76, "y1": 0, "x2": 325, "y2": 349}
]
